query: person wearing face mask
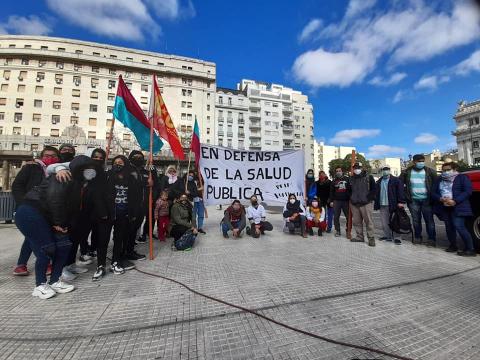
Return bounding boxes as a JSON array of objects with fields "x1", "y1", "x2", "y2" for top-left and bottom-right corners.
[
  {"x1": 163, "y1": 165, "x2": 185, "y2": 201},
  {"x1": 315, "y1": 171, "x2": 334, "y2": 233},
  {"x1": 246, "y1": 196, "x2": 273, "y2": 238},
  {"x1": 283, "y1": 194, "x2": 308, "y2": 238},
  {"x1": 329, "y1": 166, "x2": 351, "y2": 237},
  {"x1": 350, "y1": 162, "x2": 377, "y2": 246},
  {"x1": 374, "y1": 166, "x2": 406, "y2": 244},
  {"x1": 170, "y1": 194, "x2": 198, "y2": 242},
  {"x1": 59, "y1": 143, "x2": 76, "y2": 162},
  {"x1": 306, "y1": 196, "x2": 326, "y2": 236},
  {"x1": 12, "y1": 146, "x2": 60, "y2": 276},
  {"x1": 182, "y1": 170, "x2": 206, "y2": 234},
  {"x1": 15, "y1": 156, "x2": 96, "y2": 299},
  {"x1": 221, "y1": 200, "x2": 246, "y2": 238},
  {"x1": 400, "y1": 154, "x2": 437, "y2": 246},
  {"x1": 432, "y1": 162, "x2": 475, "y2": 256},
  {"x1": 305, "y1": 169, "x2": 316, "y2": 203}
]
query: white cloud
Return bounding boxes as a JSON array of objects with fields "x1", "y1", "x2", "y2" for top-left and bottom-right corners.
[
  {"x1": 413, "y1": 75, "x2": 450, "y2": 90},
  {"x1": 393, "y1": 89, "x2": 409, "y2": 103},
  {"x1": 47, "y1": 0, "x2": 162, "y2": 41},
  {"x1": 292, "y1": 0, "x2": 480, "y2": 88},
  {"x1": 298, "y1": 19, "x2": 322, "y2": 43},
  {"x1": 366, "y1": 144, "x2": 406, "y2": 158},
  {"x1": 0, "y1": 15, "x2": 52, "y2": 35},
  {"x1": 330, "y1": 129, "x2": 381, "y2": 145},
  {"x1": 345, "y1": 0, "x2": 377, "y2": 19},
  {"x1": 414, "y1": 132, "x2": 439, "y2": 144},
  {"x1": 454, "y1": 49, "x2": 480, "y2": 75},
  {"x1": 369, "y1": 72, "x2": 407, "y2": 86},
  {"x1": 145, "y1": 0, "x2": 195, "y2": 19}
]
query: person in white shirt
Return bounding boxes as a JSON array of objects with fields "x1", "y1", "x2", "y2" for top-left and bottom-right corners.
[{"x1": 246, "y1": 196, "x2": 273, "y2": 238}]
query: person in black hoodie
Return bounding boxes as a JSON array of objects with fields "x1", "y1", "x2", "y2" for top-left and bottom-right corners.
[
  {"x1": 15, "y1": 155, "x2": 95, "y2": 299},
  {"x1": 329, "y1": 166, "x2": 351, "y2": 237},
  {"x1": 304, "y1": 169, "x2": 316, "y2": 203},
  {"x1": 316, "y1": 171, "x2": 333, "y2": 233},
  {"x1": 283, "y1": 193, "x2": 308, "y2": 238}
]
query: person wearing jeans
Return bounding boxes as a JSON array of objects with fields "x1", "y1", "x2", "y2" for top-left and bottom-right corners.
[
  {"x1": 400, "y1": 154, "x2": 437, "y2": 246},
  {"x1": 283, "y1": 194, "x2": 308, "y2": 238},
  {"x1": 432, "y1": 162, "x2": 476, "y2": 256},
  {"x1": 329, "y1": 167, "x2": 351, "y2": 237},
  {"x1": 221, "y1": 200, "x2": 246, "y2": 238}
]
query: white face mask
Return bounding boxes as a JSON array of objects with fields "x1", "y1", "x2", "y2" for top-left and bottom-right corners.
[
  {"x1": 83, "y1": 168, "x2": 96, "y2": 181},
  {"x1": 353, "y1": 169, "x2": 362, "y2": 175},
  {"x1": 289, "y1": 199, "x2": 296, "y2": 204}
]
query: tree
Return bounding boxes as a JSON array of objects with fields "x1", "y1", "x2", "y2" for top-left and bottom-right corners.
[
  {"x1": 457, "y1": 160, "x2": 470, "y2": 172},
  {"x1": 345, "y1": 153, "x2": 372, "y2": 173},
  {"x1": 328, "y1": 158, "x2": 347, "y2": 176}
]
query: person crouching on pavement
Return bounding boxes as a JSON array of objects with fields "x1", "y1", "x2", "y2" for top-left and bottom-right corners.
[
  {"x1": 283, "y1": 193, "x2": 307, "y2": 238},
  {"x1": 221, "y1": 200, "x2": 246, "y2": 238},
  {"x1": 246, "y1": 195, "x2": 273, "y2": 238},
  {"x1": 306, "y1": 197, "x2": 326, "y2": 236}
]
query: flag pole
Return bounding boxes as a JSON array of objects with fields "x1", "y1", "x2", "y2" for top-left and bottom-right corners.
[
  {"x1": 105, "y1": 115, "x2": 115, "y2": 163},
  {"x1": 148, "y1": 101, "x2": 155, "y2": 261},
  {"x1": 185, "y1": 150, "x2": 192, "y2": 190}
]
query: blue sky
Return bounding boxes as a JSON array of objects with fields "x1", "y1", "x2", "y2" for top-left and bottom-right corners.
[{"x1": 2, "y1": 0, "x2": 480, "y2": 159}]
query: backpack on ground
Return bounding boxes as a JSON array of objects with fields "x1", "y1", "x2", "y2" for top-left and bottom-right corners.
[
  {"x1": 174, "y1": 231, "x2": 196, "y2": 251},
  {"x1": 389, "y1": 208, "x2": 413, "y2": 240}
]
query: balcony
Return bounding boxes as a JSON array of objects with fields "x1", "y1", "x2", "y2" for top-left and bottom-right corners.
[
  {"x1": 227, "y1": 131, "x2": 233, "y2": 137},
  {"x1": 238, "y1": 132, "x2": 245, "y2": 138},
  {"x1": 217, "y1": 116, "x2": 224, "y2": 122},
  {"x1": 249, "y1": 101, "x2": 261, "y2": 110},
  {"x1": 238, "y1": 119, "x2": 245, "y2": 125},
  {"x1": 283, "y1": 105, "x2": 293, "y2": 113},
  {"x1": 249, "y1": 122, "x2": 261, "y2": 129},
  {"x1": 283, "y1": 144, "x2": 294, "y2": 150},
  {"x1": 283, "y1": 125, "x2": 294, "y2": 132},
  {"x1": 250, "y1": 132, "x2": 261, "y2": 139},
  {"x1": 217, "y1": 130, "x2": 224, "y2": 136},
  {"x1": 283, "y1": 116, "x2": 293, "y2": 122},
  {"x1": 227, "y1": 117, "x2": 233, "y2": 123},
  {"x1": 250, "y1": 142, "x2": 261, "y2": 150},
  {"x1": 250, "y1": 111, "x2": 261, "y2": 119}
]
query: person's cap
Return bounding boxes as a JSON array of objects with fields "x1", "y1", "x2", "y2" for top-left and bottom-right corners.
[
  {"x1": 412, "y1": 154, "x2": 425, "y2": 161},
  {"x1": 353, "y1": 162, "x2": 363, "y2": 168},
  {"x1": 381, "y1": 166, "x2": 391, "y2": 171},
  {"x1": 59, "y1": 143, "x2": 75, "y2": 152}
]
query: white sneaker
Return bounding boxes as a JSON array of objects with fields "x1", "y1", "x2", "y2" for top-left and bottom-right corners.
[
  {"x1": 32, "y1": 284, "x2": 56, "y2": 299},
  {"x1": 61, "y1": 268, "x2": 78, "y2": 281},
  {"x1": 78, "y1": 255, "x2": 93, "y2": 265},
  {"x1": 50, "y1": 280, "x2": 75, "y2": 294},
  {"x1": 67, "y1": 264, "x2": 88, "y2": 274}
]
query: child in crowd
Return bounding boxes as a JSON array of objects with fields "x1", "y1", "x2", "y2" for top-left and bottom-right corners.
[
  {"x1": 155, "y1": 190, "x2": 170, "y2": 241},
  {"x1": 306, "y1": 197, "x2": 326, "y2": 236}
]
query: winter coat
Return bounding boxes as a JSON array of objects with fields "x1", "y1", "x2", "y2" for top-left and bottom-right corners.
[
  {"x1": 350, "y1": 172, "x2": 376, "y2": 206},
  {"x1": 104, "y1": 169, "x2": 142, "y2": 221},
  {"x1": 329, "y1": 176, "x2": 351, "y2": 202},
  {"x1": 432, "y1": 174, "x2": 473, "y2": 218},
  {"x1": 222, "y1": 206, "x2": 246, "y2": 230},
  {"x1": 282, "y1": 200, "x2": 306, "y2": 218},
  {"x1": 170, "y1": 201, "x2": 196, "y2": 228},
  {"x1": 11, "y1": 162, "x2": 45, "y2": 207},
  {"x1": 315, "y1": 179, "x2": 331, "y2": 207},
  {"x1": 400, "y1": 166, "x2": 437, "y2": 204},
  {"x1": 374, "y1": 176, "x2": 406, "y2": 212}
]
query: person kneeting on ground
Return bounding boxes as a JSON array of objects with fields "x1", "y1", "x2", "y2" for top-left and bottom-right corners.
[
  {"x1": 283, "y1": 194, "x2": 308, "y2": 238},
  {"x1": 433, "y1": 162, "x2": 476, "y2": 257},
  {"x1": 246, "y1": 196, "x2": 273, "y2": 238},
  {"x1": 374, "y1": 166, "x2": 406, "y2": 245},
  {"x1": 350, "y1": 162, "x2": 376, "y2": 246},
  {"x1": 170, "y1": 194, "x2": 198, "y2": 243},
  {"x1": 222, "y1": 200, "x2": 246, "y2": 238},
  {"x1": 306, "y1": 197, "x2": 326, "y2": 236}
]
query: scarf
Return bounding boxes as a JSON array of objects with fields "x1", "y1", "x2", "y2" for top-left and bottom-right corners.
[
  {"x1": 226, "y1": 205, "x2": 244, "y2": 221},
  {"x1": 34, "y1": 159, "x2": 48, "y2": 177},
  {"x1": 286, "y1": 199, "x2": 301, "y2": 212},
  {"x1": 440, "y1": 171, "x2": 458, "y2": 199},
  {"x1": 309, "y1": 206, "x2": 322, "y2": 220}
]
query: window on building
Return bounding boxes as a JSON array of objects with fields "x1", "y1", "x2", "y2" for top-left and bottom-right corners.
[
  {"x1": 51, "y1": 115, "x2": 60, "y2": 124},
  {"x1": 13, "y1": 126, "x2": 21, "y2": 135},
  {"x1": 75, "y1": 50, "x2": 83, "y2": 54},
  {"x1": 90, "y1": 91, "x2": 98, "y2": 99},
  {"x1": 56, "y1": 61, "x2": 64, "y2": 69},
  {"x1": 187, "y1": 102, "x2": 192, "y2": 108},
  {"x1": 0, "y1": 112, "x2": 4, "y2": 120},
  {"x1": 0, "y1": 126, "x2": 3, "y2": 134},
  {"x1": 207, "y1": 104, "x2": 210, "y2": 111},
  {"x1": 32, "y1": 113, "x2": 41, "y2": 122},
  {"x1": 207, "y1": 93, "x2": 210, "y2": 99},
  {"x1": 51, "y1": 129, "x2": 60, "y2": 137},
  {"x1": 108, "y1": 93, "x2": 115, "y2": 101},
  {"x1": 71, "y1": 102, "x2": 80, "y2": 111},
  {"x1": 54, "y1": 87, "x2": 62, "y2": 95},
  {"x1": 93, "y1": 52, "x2": 100, "y2": 56},
  {"x1": 272, "y1": 103, "x2": 279, "y2": 108},
  {"x1": 35, "y1": 86, "x2": 43, "y2": 94},
  {"x1": 109, "y1": 69, "x2": 116, "y2": 75},
  {"x1": 70, "y1": 116, "x2": 79, "y2": 125},
  {"x1": 52, "y1": 101, "x2": 61, "y2": 110},
  {"x1": 474, "y1": 141, "x2": 479, "y2": 149},
  {"x1": 34, "y1": 99, "x2": 42, "y2": 108},
  {"x1": 18, "y1": 71, "x2": 27, "y2": 81},
  {"x1": 73, "y1": 76, "x2": 81, "y2": 85},
  {"x1": 3, "y1": 70, "x2": 11, "y2": 80},
  {"x1": 142, "y1": 59, "x2": 149, "y2": 64},
  {"x1": 89, "y1": 104, "x2": 97, "y2": 112},
  {"x1": 140, "y1": 97, "x2": 148, "y2": 104},
  {"x1": 126, "y1": 57, "x2": 133, "y2": 61},
  {"x1": 14, "y1": 113, "x2": 22, "y2": 122},
  {"x1": 107, "y1": 106, "x2": 113, "y2": 113},
  {"x1": 187, "y1": 114, "x2": 192, "y2": 121},
  {"x1": 38, "y1": 60, "x2": 46, "y2": 67},
  {"x1": 72, "y1": 89, "x2": 80, "y2": 97},
  {"x1": 123, "y1": 133, "x2": 131, "y2": 141},
  {"x1": 31, "y1": 128, "x2": 40, "y2": 136},
  {"x1": 106, "y1": 119, "x2": 113, "y2": 127},
  {"x1": 4, "y1": 58, "x2": 12, "y2": 65},
  {"x1": 15, "y1": 98, "x2": 24, "y2": 107},
  {"x1": 91, "y1": 78, "x2": 99, "y2": 88},
  {"x1": 181, "y1": 101, "x2": 187, "y2": 108},
  {"x1": 31, "y1": 144, "x2": 39, "y2": 151},
  {"x1": 36, "y1": 72, "x2": 45, "y2": 82},
  {"x1": 0, "y1": 98, "x2": 6, "y2": 106},
  {"x1": 124, "y1": 71, "x2": 132, "y2": 79},
  {"x1": 74, "y1": 64, "x2": 82, "y2": 71},
  {"x1": 58, "y1": 47, "x2": 65, "y2": 52},
  {"x1": 125, "y1": 82, "x2": 132, "y2": 90},
  {"x1": 0, "y1": 84, "x2": 8, "y2": 91},
  {"x1": 108, "y1": 80, "x2": 116, "y2": 89},
  {"x1": 88, "y1": 131, "x2": 96, "y2": 139},
  {"x1": 92, "y1": 66, "x2": 99, "y2": 73},
  {"x1": 15, "y1": 85, "x2": 22, "y2": 92},
  {"x1": 181, "y1": 113, "x2": 186, "y2": 121},
  {"x1": 141, "y1": 84, "x2": 148, "y2": 92}
]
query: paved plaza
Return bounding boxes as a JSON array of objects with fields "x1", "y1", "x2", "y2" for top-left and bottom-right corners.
[{"x1": 0, "y1": 207, "x2": 479, "y2": 360}]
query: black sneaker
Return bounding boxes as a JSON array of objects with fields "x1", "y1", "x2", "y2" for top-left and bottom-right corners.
[
  {"x1": 198, "y1": 229, "x2": 206, "y2": 234},
  {"x1": 120, "y1": 259, "x2": 136, "y2": 270},
  {"x1": 457, "y1": 250, "x2": 476, "y2": 257},
  {"x1": 318, "y1": 229, "x2": 323, "y2": 236},
  {"x1": 125, "y1": 251, "x2": 146, "y2": 261},
  {"x1": 136, "y1": 236, "x2": 147, "y2": 244},
  {"x1": 379, "y1": 236, "x2": 389, "y2": 241},
  {"x1": 88, "y1": 250, "x2": 97, "y2": 258},
  {"x1": 246, "y1": 227, "x2": 251, "y2": 236},
  {"x1": 394, "y1": 239, "x2": 402, "y2": 245},
  {"x1": 445, "y1": 246, "x2": 458, "y2": 253},
  {"x1": 110, "y1": 262, "x2": 125, "y2": 275},
  {"x1": 308, "y1": 228, "x2": 314, "y2": 236},
  {"x1": 335, "y1": 231, "x2": 341, "y2": 237},
  {"x1": 92, "y1": 266, "x2": 106, "y2": 281}
]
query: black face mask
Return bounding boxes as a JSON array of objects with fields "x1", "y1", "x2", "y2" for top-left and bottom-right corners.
[
  {"x1": 251, "y1": 201, "x2": 258, "y2": 206},
  {"x1": 131, "y1": 158, "x2": 145, "y2": 167},
  {"x1": 112, "y1": 164, "x2": 124, "y2": 173},
  {"x1": 93, "y1": 159, "x2": 105, "y2": 166},
  {"x1": 60, "y1": 152, "x2": 74, "y2": 162}
]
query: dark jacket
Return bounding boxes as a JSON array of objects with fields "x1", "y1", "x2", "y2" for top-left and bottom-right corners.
[
  {"x1": 11, "y1": 162, "x2": 45, "y2": 207},
  {"x1": 315, "y1": 179, "x2": 331, "y2": 207},
  {"x1": 374, "y1": 176, "x2": 406, "y2": 212},
  {"x1": 432, "y1": 174, "x2": 473, "y2": 218},
  {"x1": 222, "y1": 206, "x2": 246, "y2": 230},
  {"x1": 400, "y1": 166, "x2": 437, "y2": 204},
  {"x1": 105, "y1": 169, "x2": 142, "y2": 220},
  {"x1": 350, "y1": 172, "x2": 376, "y2": 206},
  {"x1": 166, "y1": 178, "x2": 186, "y2": 201},
  {"x1": 329, "y1": 176, "x2": 351, "y2": 202},
  {"x1": 170, "y1": 201, "x2": 196, "y2": 228}
]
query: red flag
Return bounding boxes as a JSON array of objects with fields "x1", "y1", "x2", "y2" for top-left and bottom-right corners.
[{"x1": 149, "y1": 75, "x2": 185, "y2": 160}]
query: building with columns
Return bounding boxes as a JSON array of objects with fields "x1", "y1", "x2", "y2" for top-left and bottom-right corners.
[
  {"x1": 0, "y1": 35, "x2": 216, "y2": 156},
  {"x1": 453, "y1": 99, "x2": 480, "y2": 166}
]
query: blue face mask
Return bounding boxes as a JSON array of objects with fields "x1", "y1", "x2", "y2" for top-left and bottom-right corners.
[
  {"x1": 415, "y1": 162, "x2": 425, "y2": 170},
  {"x1": 188, "y1": 176, "x2": 194, "y2": 181}
]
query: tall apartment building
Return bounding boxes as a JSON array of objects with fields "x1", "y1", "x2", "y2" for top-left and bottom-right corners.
[
  {"x1": 214, "y1": 80, "x2": 314, "y2": 170},
  {"x1": 313, "y1": 141, "x2": 356, "y2": 175},
  {"x1": 453, "y1": 99, "x2": 480, "y2": 166},
  {"x1": 0, "y1": 35, "x2": 216, "y2": 155}
]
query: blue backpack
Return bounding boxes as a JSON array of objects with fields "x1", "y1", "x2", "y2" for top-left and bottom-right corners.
[{"x1": 175, "y1": 231, "x2": 196, "y2": 251}]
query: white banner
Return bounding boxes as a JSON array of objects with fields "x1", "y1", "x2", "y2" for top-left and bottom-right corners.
[{"x1": 199, "y1": 145, "x2": 305, "y2": 206}]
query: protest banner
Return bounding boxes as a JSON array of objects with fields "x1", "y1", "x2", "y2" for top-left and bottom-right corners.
[{"x1": 199, "y1": 144, "x2": 305, "y2": 205}]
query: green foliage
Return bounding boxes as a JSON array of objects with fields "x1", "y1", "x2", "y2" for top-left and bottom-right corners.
[{"x1": 328, "y1": 153, "x2": 371, "y2": 176}]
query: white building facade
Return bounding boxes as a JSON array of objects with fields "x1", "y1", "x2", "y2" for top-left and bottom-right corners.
[
  {"x1": 314, "y1": 141, "x2": 356, "y2": 175},
  {"x1": 453, "y1": 100, "x2": 480, "y2": 166},
  {"x1": 0, "y1": 35, "x2": 216, "y2": 155},
  {"x1": 215, "y1": 87, "x2": 249, "y2": 149}
]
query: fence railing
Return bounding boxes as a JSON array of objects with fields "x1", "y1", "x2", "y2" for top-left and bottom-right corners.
[{"x1": 0, "y1": 192, "x2": 15, "y2": 223}]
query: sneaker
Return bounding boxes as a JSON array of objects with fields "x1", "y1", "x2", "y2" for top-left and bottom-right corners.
[
  {"x1": 394, "y1": 239, "x2": 402, "y2": 245},
  {"x1": 379, "y1": 237, "x2": 389, "y2": 241},
  {"x1": 246, "y1": 227, "x2": 251, "y2": 236},
  {"x1": 13, "y1": 265, "x2": 29, "y2": 276},
  {"x1": 445, "y1": 246, "x2": 458, "y2": 253},
  {"x1": 88, "y1": 250, "x2": 97, "y2": 258},
  {"x1": 125, "y1": 251, "x2": 146, "y2": 261},
  {"x1": 120, "y1": 259, "x2": 136, "y2": 271},
  {"x1": 32, "y1": 284, "x2": 56, "y2": 299},
  {"x1": 78, "y1": 255, "x2": 93, "y2": 265},
  {"x1": 368, "y1": 238, "x2": 376, "y2": 247},
  {"x1": 198, "y1": 229, "x2": 206, "y2": 234},
  {"x1": 46, "y1": 263, "x2": 53, "y2": 276},
  {"x1": 318, "y1": 229, "x2": 323, "y2": 236},
  {"x1": 50, "y1": 280, "x2": 75, "y2": 294},
  {"x1": 334, "y1": 231, "x2": 341, "y2": 237},
  {"x1": 183, "y1": 247, "x2": 193, "y2": 252},
  {"x1": 136, "y1": 235, "x2": 147, "y2": 244},
  {"x1": 61, "y1": 268, "x2": 78, "y2": 281},
  {"x1": 308, "y1": 228, "x2": 314, "y2": 236},
  {"x1": 457, "y1": 250, "x2": 477, "y2": 257},
  {"x1": 92, "y1": 266, "x2": 106, "y2": 281},
  {"x1": 67, "y1": 264, "x2": 88, "y2": 274},
  {"x1": 110, "y1": 262, "x2": 125, "y2": 275}
]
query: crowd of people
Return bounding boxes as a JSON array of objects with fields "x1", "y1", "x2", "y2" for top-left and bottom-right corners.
[{"x1": 10, "y1": 146, "x2": 476, "y2": 299}]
